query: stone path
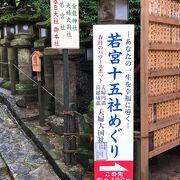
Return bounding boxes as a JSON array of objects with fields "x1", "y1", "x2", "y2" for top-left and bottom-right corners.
[
  {"x1": 0, "y1": 104, "x2": 60, "y2": 180},
  {"x1": 0, "y1": 156, "x2": 11, "y2": 180}
]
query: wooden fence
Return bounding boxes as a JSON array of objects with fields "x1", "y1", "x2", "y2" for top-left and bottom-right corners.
[{"x1": 140, "y1": 0, "x2": 180, "y2": 179}]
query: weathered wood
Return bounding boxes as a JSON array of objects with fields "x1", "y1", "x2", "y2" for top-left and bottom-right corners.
[
  {"x1": 149, "y1": 68, "x2": 180, "y2": 77},
  {"x1": 149, "y1": 139, "x2": 180, "y2": 158},
  {"x1": 141, "y1": 0, "x2": 180, "y2": 178},
  {"x1": 149, "y1": 115, "x2": 180, "y2": 132},
  {"x1": 149, "y1": 15, "x2": 180, "y2": 26},
  {"x1": 149, "y1": 43, "x2": 180, "y2": 51},
  {"x1": 63, "y1": 49, "x2": 71, "y2": 165},
  {"x1": 149, "y1": 92, "x2": 180, "y2": 104},
  {"x1": 140, "y1": 0, "x2": 149, "y2": 179}
]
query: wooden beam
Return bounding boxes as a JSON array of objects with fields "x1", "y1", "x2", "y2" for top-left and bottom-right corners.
[
  {"x1": 149, "y1": 15, "x2": 180, "y2": 26},
  {"x1": 149, "y1": 138, "x2": 180, "y2": 158},
  {"x1": 149, "y1": 43, "x2": 180, "y2": 51},
  {"x1": 149, "y1": 68, "x2": 180, "y2": 77},
  {"x1": 149, "y1": 92, "x2": 180, "y2": 104},
  {"x1": 149, "y1": 115, "x2": 180, "y2": 132},
  {"x1": 140, "y1": 0, "x2": 149, "y2": 179}
]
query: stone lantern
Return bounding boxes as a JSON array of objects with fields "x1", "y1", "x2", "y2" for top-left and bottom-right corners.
[
  {"x1": 98, "y1": 0, "x2": 129, "y2": 24},
  {"x1": 11, "y1": 3, "x2": 43, "y2": 94},
  {"x1": 15, "y1": 24, "x2": 33, "y2": 39},
  {"x1": 11, "y1": 22, "x2": 33, "y2": 86},
  {"x1": 34, "y1": 19, "x2": 51, "y2": 50},
  {"x1": 0, "y1": 4, "x2": 15, "y2": 81},
  {"x1": 39, "y1": 28, "x2": 48, "y2": 38},
  {"x1": 3, "y1": 25, "x2": 14, "y2": 38}
]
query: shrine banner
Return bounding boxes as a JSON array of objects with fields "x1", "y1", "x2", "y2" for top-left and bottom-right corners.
[{"x1": 93, "y1": 25, "x2": 134, "y2": 180}]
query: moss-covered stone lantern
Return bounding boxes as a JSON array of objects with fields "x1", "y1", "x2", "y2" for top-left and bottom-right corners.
[
  {"x1": 39, "y1": 27, "x2": 48, "y2": 38},
  {"x1": 0, "y1": 3, "x2": 15, "y2": 81},
  {"x1": 34, "y1": 18, "x2": 51, "y2": 50},
  {"x1": 10, "y1": 2, "x2": 44, "y2": 93},
  {"x1": 15, "y1": 24, "x2": 33, "y2": 37},
  {"x1": 3, "y1": 25, "x2": 14, "y2": 37}
]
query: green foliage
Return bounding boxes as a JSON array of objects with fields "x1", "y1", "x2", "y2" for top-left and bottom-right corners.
[
  {"x1": 1, "y1": 81, "x2": 11, "y2": 90},
  {"x1": 129, "y1": 0, "x2": 140, "y2": 33},
  {"x1": 79, "y1": 0, "x2": 97, "y2": 39},
  {"x1": 87, "y1": 100, "x2": 94, "y2": 116},
  {"x1": 5, "y1": 0, "x2": 141, "y2": 38},
  {"x1": 79, "y1": 0, "x2": 97, "y2": 23},
  {"x1": 13, "y1": 13, "x2": 44, "y2": 22},
  {"x1": 31, "y1": 0, "x2": 50, "y2": 19},
  {"x1": 36, "y1": 18, "x2": 50, "y2": 28},
  {"x1": 16, "y1": 83, "x2": 36, "y2": 89}
]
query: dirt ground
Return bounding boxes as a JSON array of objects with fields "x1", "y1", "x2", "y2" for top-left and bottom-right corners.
[{"x1": 149, "y1": 145, "x2": 180, "y2": 180}]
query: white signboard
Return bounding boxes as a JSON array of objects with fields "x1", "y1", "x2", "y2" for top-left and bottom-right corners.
[
  {"x1": 50, "y1": 0, "x2": 79, "y2": 49},
  {"x1": 93, "y1": 25, "x2": 134, "y2": 180}
]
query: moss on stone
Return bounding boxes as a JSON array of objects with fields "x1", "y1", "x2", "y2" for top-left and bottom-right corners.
[
  {"x1": 36, "y1": 18, "x2": 50, "y2": 28},
  {"x1": 13, "y1": 13, "x2": 44, "y2": 23},
  {"x1": 0, "y1": 13, "x2": 14, "y2": 24},
  {"x1": 16, "y1": 83, "x2": 36, "y2": 90},
  {"x1": 87, "y1": 100, "x2": 93, "y2": 117},
  {"x1": 1, "y1": 81, "x2": 11, "y2": 90}
]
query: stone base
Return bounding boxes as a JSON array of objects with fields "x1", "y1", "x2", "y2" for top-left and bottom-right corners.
[
  {"x1": 77, "y1": 148, "x2": 93, "y2": 171},
  {"x1": 16, "y1": 83, "x2": 37, "y2": 95},
  {"x1": 46, "y1": 115, "x2": 64, "y2": 136}
]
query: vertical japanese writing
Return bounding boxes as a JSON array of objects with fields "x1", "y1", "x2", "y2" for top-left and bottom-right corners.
[
  {"x1": 95, "y1": 34, "x2": 107, "y2": 161},
  {"x1": 58, "y1": 1, "x2": 78, "y2": 37},
  {"x1": 51, "y1": 0, "x2": 79, "y2": 48},
  {"x1": 52, "y1": 0, "x2": 60, "y2": 47},
  {"x1": 98, "y1": 35, "x2": 103, "y2": 84},
  {"x1": 94, "y1": 25, "x2": 134, "y2": 180},
  {"x1": 125, "y1": 31, "x2": 133, "y2": 129},
  {"x1": 107, "y1": 32, "x2": 123, "y2": 158}
]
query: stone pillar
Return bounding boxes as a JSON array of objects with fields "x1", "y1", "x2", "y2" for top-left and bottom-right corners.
[
  {"x1": 53, "y1": 49, "x2": 85, "y2": 115},
  {"x1": 43, "y1": 49, "x2": 55, "y2": 115},
  {"x1": 44, "y1": 56, "x2": 54, "y2": 94},
  {"x1": 43, "y1": 48, "x2": 85, "y2": 116},
  {"x1": 18, "y1": 48, "x2": 32, "y2": 83},
  {"x1": 11, "y1": 37, "x2": 33, "y2": 84},
  {"x1": 7, "y1": 47, "x2": 18, "y2": 83},
  {"x1": 0, "y1": 46, "x2": 2, "y2": 78},
  {"x1": 54, "y1": 60, "x2": 77, "y2": 115},
  {"x1": 0, "y1": 44, "x2": 9, "y2": 80}
]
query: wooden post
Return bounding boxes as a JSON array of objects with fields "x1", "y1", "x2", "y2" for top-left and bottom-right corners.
[
  {"x1": 63, "y1": 49, "x2": 71, "y2": 165},
  {"x1": 140, "y1": 0, "x2": 149, "y2": 179},
  {"x1": 37, "y1": 72, "x2": 44, "y2": 126},
  {"x1": 63, "y1": 49, "x2": 77, "y2": 165},
  {"x1": 10, "y1": 56, "x2": 16, "y2": 95},
  {"x1": 31, "y1": 51, "x2": 44, "y2": 126}
]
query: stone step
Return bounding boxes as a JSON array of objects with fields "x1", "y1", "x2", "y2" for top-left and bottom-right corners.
[
  {"x1": 46, "y1": 115, "x2": 64, "y2": 136},
  {"x1": 0, "y1": 104, "x2": 60, "y2": 180}
]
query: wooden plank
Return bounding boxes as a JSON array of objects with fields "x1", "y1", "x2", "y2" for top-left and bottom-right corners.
[
  {"x1": 149, "y1": 115, "x2": 180, "y2": 132},
  {"x1": 149, "y1": 68, "x2": 180, "y2": 77},
  {"x1": 140, "y1": 0, "x2": 149, "y2": 179},
  {"x1": 149, "y1": 15, "x2": 180, "y2": 26},
  {"x1": 149, "y1": 138, "x2": 180, "y2": 158},
  {"x1": 149, "y1": 43, "x2": 180, "y2": 50},
  {"x1": 149, "y1": 92, "x2": 180, "y2": 104}
]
